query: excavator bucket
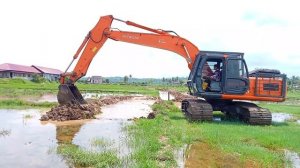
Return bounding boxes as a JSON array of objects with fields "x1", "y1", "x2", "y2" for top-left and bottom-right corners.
[{"x1": 57, "y1": 84, "x2": 86, "y2": 105}]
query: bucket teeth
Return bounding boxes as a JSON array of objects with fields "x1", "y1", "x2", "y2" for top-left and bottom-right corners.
[{"x1": 57, "y1": 84, "x2": 86, "y2": 105}]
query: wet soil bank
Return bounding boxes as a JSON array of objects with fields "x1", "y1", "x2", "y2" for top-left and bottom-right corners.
[
  {"x1": 185, "y1": 142, "x2": 260, "y2": 168},
  {"x1": 41, "y1": 96, "x2": 135, "y2": 121},
  {"x1": 160, "y1": 90, "x2": 195, "y2": 101}
]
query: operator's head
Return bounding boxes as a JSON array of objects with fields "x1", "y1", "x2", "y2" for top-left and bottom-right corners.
[{"x1": 214, "y1": 64, "x2": 220, "y2": 70}]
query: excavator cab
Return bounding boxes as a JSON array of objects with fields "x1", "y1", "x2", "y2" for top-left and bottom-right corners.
[{"x1": 187, "y1": 51, "x2": 249, "y2": 98}]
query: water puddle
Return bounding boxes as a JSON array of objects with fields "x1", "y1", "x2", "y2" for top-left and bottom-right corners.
[
  {"x1": 0, "y1": 97, "x2": 155, "y2": 167},
  {"x1": 26, "y1": 94, "x2": 57, "y2": 103},
  {"x1": 0, "y1": 109, "x2": 67, "y2": 168},
  {"x1": 213, "y1": 117, "x2": 221, "y2": 122},
  {"x1": 159, "y1": 91, "x2": 175, "y2": 101},
  {"x1": 82, "y1": 93, "x2": 113, "y2": 99},
  {"x1": 175, "y1": 144, "x2": 187, "y2": 168},
  {"x1": 272, "y1": 113, "x2": 293, "y2": 122},
  {"x1": 82, "y1": 92, "x2": 143, "y2": 99},
  {"x1": 285, "y1": 150, "x2": 300, "y2": 168}
]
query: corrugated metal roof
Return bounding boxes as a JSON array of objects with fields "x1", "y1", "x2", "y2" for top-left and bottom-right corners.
[
  {"x1": 0, "y1": 63, "x2": 41, "y2": 73},
  {"x1": 32, "y1": 65, "x2": 63, "y2": 75}
]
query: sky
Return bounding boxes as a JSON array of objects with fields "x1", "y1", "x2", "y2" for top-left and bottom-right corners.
[{"x1": 0, "y1": 0, "x2": 299, "y2": 78}]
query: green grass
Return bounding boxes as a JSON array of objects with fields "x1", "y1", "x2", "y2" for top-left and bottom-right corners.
[
  {"x1": 259, "y1": 103, "x2": 300, "y2": 118},
  {"x1": 57, "y1": 144, "x2": 120, "y2": 168},
  {"x1": 128, "y1": 101, "x2": 300, "y2": 167},
  {"x1": 287, "y1": 90, "x2": 300, "y2": 100},
  {"x1": 0, "y1": 78, "x2": 187, "y2": 98},
  {"x1": 90, "y1": 138, "x2": 114, "y2": 148},
  {"x1": 0, "y1": 99, "x2": 57, "y2": 109}
]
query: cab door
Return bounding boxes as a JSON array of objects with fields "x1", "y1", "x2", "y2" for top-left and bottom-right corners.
[{"x1": 224, "y1": 58, "x2": 249, "y2": 94}]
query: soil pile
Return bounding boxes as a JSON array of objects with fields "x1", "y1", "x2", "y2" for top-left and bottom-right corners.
[
  {"x1": 41, "y1": 96, "x2": 133, "y2": 121},
  {"x1": 166, "y1": 90, "x2": 195, "y2": 101}
]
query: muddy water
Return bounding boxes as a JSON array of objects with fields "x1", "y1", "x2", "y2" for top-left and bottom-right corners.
[
  {"x1": 184, "y1": 142, "x2": 245, "y2": 168},
  {"x1": 285, "y1": 150, "x2": 300, "y2": 168},
  {"x1": 82, "y1": 93, "x2": 143, "y2": 99},
  {"x1": 0, "y1": 109, "x2": 67, "y2": 168},
  {"x1": 26, "y1": 94, "x2": 57, "y2": 103},
  {"x1": 159, "y1": 91, "x2": 175, "y2": 100},
  {"x1": 0, "y1": 97, "x2": 155, "y2": 168},
  {"x1": 272, "y1": 113, "x2": 293, "y2": 122}
]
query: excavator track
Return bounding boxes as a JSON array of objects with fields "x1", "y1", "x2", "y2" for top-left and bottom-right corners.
[
  {"x1": 223, "y1": 102, "x2": 272, "y2": 125},
  {"x1": 181, "y1": 99, "x2": 213, "y2": 121}
]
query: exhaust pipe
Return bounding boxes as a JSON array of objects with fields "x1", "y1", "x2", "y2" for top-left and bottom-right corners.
[{"x1": 57, "y1": 84, "x2": 86, "y2": 105}]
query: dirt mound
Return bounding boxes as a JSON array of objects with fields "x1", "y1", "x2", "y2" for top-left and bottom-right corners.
[
  {"x1": 41, "y1": 96, "x2": 133, "y2": 121},
  {"x1": 166, "y1": 90, "x2": 195, "y2": 102}
]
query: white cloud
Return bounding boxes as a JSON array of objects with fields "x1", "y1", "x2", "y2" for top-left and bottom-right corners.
[{"x1": 0, "y1": 0, "x2": 299, "y2": 78}]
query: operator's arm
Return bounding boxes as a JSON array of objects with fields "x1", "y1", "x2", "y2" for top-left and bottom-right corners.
[{"x1": 60, "y1": 15, "x2": 199, "y2": 84}]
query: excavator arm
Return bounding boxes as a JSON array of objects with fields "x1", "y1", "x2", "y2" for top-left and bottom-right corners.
[
  {"x1": 58, "y1": 15, "x2": 199, "y2": 105},
  {"x1": 60, "y1": 15, "x2": 199, "y2": 84}
]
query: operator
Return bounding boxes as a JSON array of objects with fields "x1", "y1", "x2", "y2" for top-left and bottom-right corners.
[
  {"x1": 210, "y1": 64, "x2": 221, "y2": 81},
  {"x1": 203, "y1": 64, "x2": 221, "y2": 91}
]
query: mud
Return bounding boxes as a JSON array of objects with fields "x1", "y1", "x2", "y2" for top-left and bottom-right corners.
[
  {"x1": 164, "y1": 90, "x2": 195, "y2": 102},
  {"x1": 184, "y1": 142, "x2": 260, "y2": 168},
  {"x1": 41, "y1": 96, "x2": 134, "y2": 121}
]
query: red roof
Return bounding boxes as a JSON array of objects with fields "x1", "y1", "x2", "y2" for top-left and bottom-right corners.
[
  {"x1": 32, "y1": 65, "x2": 63, "y2": 75},
  {"x1": 0, "y1": 63, "x2": 40, "y2": 73}
]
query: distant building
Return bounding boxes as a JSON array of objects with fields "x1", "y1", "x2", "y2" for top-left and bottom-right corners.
[
  {"x1": 32, "y1": 65, "x2": 63, "y2": 81},
  {"x1": 0, "y1": 63, "x2": 41, "y2": 80},
  {"x1": 89, "y1": 76, "x2": 103, "y2": 84},
  {"x1": 0, "y1": 63, "x2": 62, "y2": 81}
]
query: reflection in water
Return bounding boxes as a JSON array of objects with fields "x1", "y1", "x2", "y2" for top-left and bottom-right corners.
[
  {"x1": 0, "y1": 98, "x2": 155, "y2": 168},
  {"x1": 56, "y1": 124, "x2": 83, "y2": 144},
  {"x1": 285, "y1": 150, "x2": 300, "y2": 168},
  {"x1": 0, "y1": 109, "x2": 67, "y2": 168},
  {"x1": 184, "y1": 142, "x2": 243, "y2": 168},
  {"x1": 0, "y1": 129, "x2": 11, "y2": 137}
]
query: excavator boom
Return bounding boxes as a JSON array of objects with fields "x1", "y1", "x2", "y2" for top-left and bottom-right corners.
[
  {"x1": 58, "y1": 15, "x2": 199, "y2": 104},
  {"x1": 57, "y1": 15, "x2": 287, "y2": 126}
]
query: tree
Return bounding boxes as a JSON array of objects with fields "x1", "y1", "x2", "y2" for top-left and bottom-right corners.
[
  {"x1": 31, "y1": 74, "x2": 47, "y2": 83},
  {"x1": 124, "y1": 75, "x2": 129, "y2": 83}
]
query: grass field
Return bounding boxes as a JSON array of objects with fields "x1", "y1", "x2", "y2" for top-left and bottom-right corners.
[
  {"x1": 0, "y1": 78, "x2": 186, "y2": 98},
  {"x1": 128, "y1": 101, "x2": 300, "y2": 167},
  {"x1": 0, "y1": 78, "x2": 299, "y2": 167}
]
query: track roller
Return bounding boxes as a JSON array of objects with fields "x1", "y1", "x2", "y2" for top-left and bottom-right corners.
[
  {"x1": 223, "y1": 102, "x2": 272, "y2": 125},
  {"x1": 181, "y1": 99, "x2": 213, "y2": 121}
]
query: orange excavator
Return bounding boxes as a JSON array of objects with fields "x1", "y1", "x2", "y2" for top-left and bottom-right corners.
[{"x1": 58, "y1": 15, "x2": 287, "y2": 125}]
